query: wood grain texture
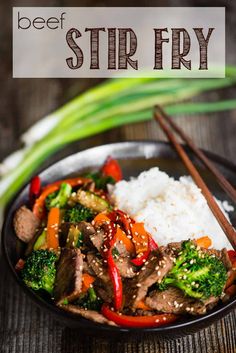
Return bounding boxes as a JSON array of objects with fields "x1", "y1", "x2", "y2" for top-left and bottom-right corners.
[{"x1": 0, "y1": 0, "x2": 236, "y2": 352}]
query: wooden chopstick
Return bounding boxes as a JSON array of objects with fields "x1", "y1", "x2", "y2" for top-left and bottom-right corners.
[
  {"x1": 154, "y1": 108, "x2": 236, "y2": 250},
  {"x1": 155, "y1": 105, "x2": 236, "y2": 204}
]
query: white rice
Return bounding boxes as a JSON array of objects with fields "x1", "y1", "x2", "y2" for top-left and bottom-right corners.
[{"x1": 110, "y1": 167, "x2": 234, "y2": 250}]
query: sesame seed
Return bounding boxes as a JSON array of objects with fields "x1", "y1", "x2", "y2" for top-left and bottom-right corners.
[
  {"x1": 155, "y1": 319, "x2": 160, "y2": 323},
  {"x1": 136, "y1": 283, "x2": 141, "y2": 287}
]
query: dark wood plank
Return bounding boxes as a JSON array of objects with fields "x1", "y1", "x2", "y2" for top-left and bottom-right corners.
[{"x1": 1, "y1": 0, "x2": 236, "y2": 352}]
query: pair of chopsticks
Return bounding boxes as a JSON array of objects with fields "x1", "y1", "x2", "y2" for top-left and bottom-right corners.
[{"x1": 154, "y1": 105, "x2": 236, "y2": 250}]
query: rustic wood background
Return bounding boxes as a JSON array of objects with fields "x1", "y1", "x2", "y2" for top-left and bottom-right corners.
[{"x1": 0, "y1": 0, "x2": 236, "y2": 352}]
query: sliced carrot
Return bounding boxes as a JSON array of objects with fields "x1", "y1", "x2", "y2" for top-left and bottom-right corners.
[
  {"x1": 46, "y1": 207, "x2": 60, "y2": 249},
  {"x1": 81, "y1": 273, "x2": 95, "y2": 293},
  {"x1": 196, "y1": 236, "x2": 212, "y2": 249},
  {"x1": 135, "y1": 300, "x2": 152, "y2": 311},
  {"x1": 225, "y1": 284, "x2": 236, "y2": 297},
  {"x1": 116, "y1": 227, "x2": 135, "y2": 254},
  {"x1": 93, "y1": 213, "x2": 110, "y2": 226},
  {"x1": 131, "y1": 223, "x2": 149, "y2": 254}
]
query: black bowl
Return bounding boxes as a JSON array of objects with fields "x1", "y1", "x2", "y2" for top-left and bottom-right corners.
[{"x1": 2, "y1": 141, "x2": 236, "y2": 338}]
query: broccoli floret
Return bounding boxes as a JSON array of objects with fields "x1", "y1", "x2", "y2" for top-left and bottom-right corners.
[
  {"x1": 64, "y1": 203, "x2": 94, "y2": 223},
  {"x1": 159, "y1": 240, "x2": 227, "y2": 300},
  {"x1": 86, "y1": 172, "x2": 115, "y2": 190},
  {"x1": 21, "y1": 250, "x2": 58, "y2": 295},
  {"x1": 76, "y1": 287, "x2": 103, "y2": 311},
  {"x1": 45, "y1": 183, "x2": 72, "y2": 210}
]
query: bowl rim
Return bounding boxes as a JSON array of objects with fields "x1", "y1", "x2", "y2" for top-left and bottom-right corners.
[{"x1": 2, "y1": 140, "x2": 236, "y2": 334}]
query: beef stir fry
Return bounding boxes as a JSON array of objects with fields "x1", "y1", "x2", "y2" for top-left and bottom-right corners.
[{"x1": 13, "y1": 157, "x2": 236, "y2": 328}]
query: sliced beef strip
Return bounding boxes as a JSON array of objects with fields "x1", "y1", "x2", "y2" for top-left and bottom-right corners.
[
  {"x1": 115, "y1": 257, "x2": 136, "y2": 278},
  {"x1": 60, "y1": 304, "x2": 116, "y2": 326},
  {"x1": 115, "y1": 241, "x2": 129, "y2": 257},
  {"x1": 54, "y1": 248, "x2": 83, "y2": 305},
  {"x1": 146, "y1": 287, "x2": 219, "y2": 315},
  {"x1": 124, "y1": 249, "x2": 173, "y2": 309},
  {"x1": 13, "y1": 205, "x2": 40, "y2": 243},
  {"x1": 89, "y1": 228, "x2": 105, "y2": 252},
  {"x1": 86, "y1": 253, "x2": 110, "y2": 284},
  {"x1": 114, "y1": 242, "x2": 136, "y2": 278},
  {"x1": 94, "y1": 280, "x2": 113, "y2": 303}
]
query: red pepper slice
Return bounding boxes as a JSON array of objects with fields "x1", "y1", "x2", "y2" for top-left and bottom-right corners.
[
  {"x1": 228, "y1": 250, "x2": 236, "y2": 268},
  {"x1": 42, "y1": 177, "x2": 90, "y2": 192},
  {"x1": 149, "y1": 236, "x2": 158, "y2": 251},
  {"x1": 29, "y1": 176, "x2": 41, "y2": 208},
  {"x1": 131, "y1": 236, "x2": 158, "y2": 266},
  {"x1": 32, "y1": 184, "x2": 59, "y2": 220},
  {"x1": 108, "y1": 209, "x2": 135, "y2": 235},
  {"x1": 102, "y1": 221, "x2": 123, "y2": 311},
  {"x1": 101, "y1": 157, "x2": 122, "y2": 182},
  {"x1": 101, "y1": 304, "x2": 178, "y2": 328}
]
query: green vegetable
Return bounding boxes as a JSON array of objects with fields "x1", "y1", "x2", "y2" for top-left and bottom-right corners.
[
  {"x1": 66, "y1": 224, "x2": 83, "y2": 248},
  {"x1": 64, "y1": 203, "x2": 94, "y2": 223},
  {"x1": 112, "y1": 247, "x2": 120, "y2": 259},
  {"x1": 21, "y1": 250, "x2": 58, "y2": 295},
  {"x1": 76, "y1": 190, "x2": 111, "y2": 213},
  {"x1": 86, "y1": 172, "x2": 115, "y2": 190},
  {"x1": 33, "y1": 230, "x2": 46, "y2": 251},
  {"x1": 1, "y1": 68, "x2": 236, "y2": 210},
  {"x1": 77, "y1": 287, "x2": 103, "y2": 311},
  {"x1": 45, "y1": 183, "x2": 72, "y2": 209},
  {"x1": 158, "y1": 240, "x2": 227, "y2": 300}
]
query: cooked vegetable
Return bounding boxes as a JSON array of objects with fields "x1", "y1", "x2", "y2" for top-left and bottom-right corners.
[
  {"x1": 131, "y1": 236, "x2": 158, "y2": 266},
  {"x1": 102, "y1": 221, "x2": 123, "y2": 310},
  {"x1": 66, "y1": 225, "x2": 83, "y2": 248},
  {"x1": 21, "y1": 250, "x2": 58, "y2": 295},
  {"x1": 45, "y1": 183, "x2": 72, "y2": 210},
  {"x1": 81, "y1": 273, "x2": 95, "y2": 293},
  {"x1": 33, "y1": 184, "x2": 59, "y2": 219},
  {"x1": 77, "y1": 287, "x2": 103, "y2": 311},
  {"x1": 33, "y1": 230, "x2": 46, "y2": 250},
  {"x1": 86, "y1": 171, "x2": 115, "y2": 190},
  {"x1": 46, "y1": 207, "x2": 60, "y2": 249},
  {"x1": 29, "y1": 175, "x2": 41, "y2": 207},
  {"x1": 101, "y1": 157, "x2": 122, "y2": 182},
  {"x1": 64, "y1": 204, "x2": 94, "y2": 223},
  {"x1": 158, "y1": 240, "x2": 228, "y2": 299},
  {"x1": 101, "y1": 304, "x2": 178, "y2": 328},
  {"x1": 131, "y1": 222, "x2": 149, "y2": 254},
  {"x1": 196, "y1": 236, "x2": 212, "y2": 249},
  {"x1": 77, "y1": 190, "x2": 111, "y2": 213}
]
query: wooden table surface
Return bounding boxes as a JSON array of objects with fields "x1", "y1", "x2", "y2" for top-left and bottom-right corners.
[{"x1": 1, "y1": 0, "x2": 236, "y2": 352}]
